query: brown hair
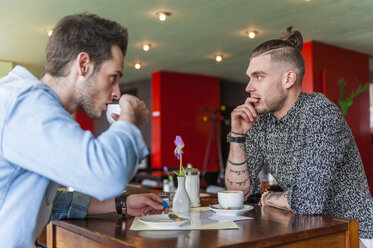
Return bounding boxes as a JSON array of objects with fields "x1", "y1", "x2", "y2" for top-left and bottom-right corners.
[
  {"x1": 251, "y1": 26, "x2": 305, "y2": 84},
  {"x1": 42, "y1": 13, "x2": 128, "y2": 78}
]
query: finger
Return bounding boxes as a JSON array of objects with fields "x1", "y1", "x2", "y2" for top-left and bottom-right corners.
[
  {"x1": 242, "y1": 103, "x2": 258, "y2": 119},
  {"x1": 143, "y1": 206, "x2": 159, "y2": 215},
  {"x1": 244, "y1": 97, "x2": 259, "y2": 105},
  {"x1": 238, "y1": 102, "x2": 257, "y2": 118},
  {"x1": 232, "y1": 109, "x2": 250, "y2": 122},
  {"x1": 142, "y1": 194, "x2": 165, "y2": 211},
  {"x1": 148, "y1": 193, "x2": 166, "y2": 204},
  {"x1": 233, "y1": 107, "x2": 255, "y2": 122},
  {"x1": 111, "y1": 113, "x2": 120, "y2": 121},
  {"x1": 236, "y1": 103, "x2": 257, "y2": 119}
]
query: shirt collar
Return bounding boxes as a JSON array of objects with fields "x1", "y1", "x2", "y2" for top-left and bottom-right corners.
[
  {"x1": 269, "y1": 92, "x2": 306, "y2": 126},
  {"x1": 10, "y1": 66, "x2": 63, "y2": 106}
]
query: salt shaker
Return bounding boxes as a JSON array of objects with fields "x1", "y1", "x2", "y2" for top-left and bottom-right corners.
[
  {"x1": 163, "y1": 179, "x2": 170, "y2": 192},
  {"x1": 185, "y1": 168, "x2": 200, "y2": 207}
]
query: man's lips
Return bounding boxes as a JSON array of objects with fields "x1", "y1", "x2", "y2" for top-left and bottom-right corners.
[{"x1": 251, "y1": 96, "x2": 261, "y2": 105}]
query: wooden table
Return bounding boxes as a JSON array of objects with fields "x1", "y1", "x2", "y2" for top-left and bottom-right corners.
[{"x1": 45, "y1": 186, "x2": 359, "y2": 248}]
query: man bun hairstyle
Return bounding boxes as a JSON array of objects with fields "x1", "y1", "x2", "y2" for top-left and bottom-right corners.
[
  {"x1": 251, "y1": 26, "x2": 305, "y2": 85},
  {"x1": 42, "y1": 13, "x2": 128, "y2": 78},
  {"x1": 280, "y1": 26, "x2": 303, "y2": 51}
]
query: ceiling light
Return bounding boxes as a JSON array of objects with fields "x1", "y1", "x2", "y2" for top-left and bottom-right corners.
[
  {"x1": 47, "y1": 29, "x2": 53, "y2": 37},
  {"x1": 156, "y1": 12, "x2": 171, "y2": 21},
  {"x1": 216, "y1": 55, "x2": 223, "y2": 62},
  {"x1": 134, "y1": 62, "x2": 141, "y2": 70},
  {"x1": 247, "y1": 31, "x2": 258, "y2": 39},
  {"x1": 142, "y1": 43, "x2": 151, "y2": 51}
]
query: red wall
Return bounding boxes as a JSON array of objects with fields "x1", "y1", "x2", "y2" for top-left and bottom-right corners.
[
  {"x1": 74, "y1": 110, "x2": 94, "y2": 134},
  {"x1": 151, "y1": 71, "x2": 220, "y2": 172},
  {"x1": 302, "y1": 41, "x2": 373, "y2": 194}
]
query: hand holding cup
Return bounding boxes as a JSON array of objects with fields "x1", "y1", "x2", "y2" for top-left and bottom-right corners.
[{"x1": 106, "y1": 94, "x2": 149, "y2": 127}]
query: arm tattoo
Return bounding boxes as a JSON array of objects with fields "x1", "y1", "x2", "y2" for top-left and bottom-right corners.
[
  {"x1": 229, "y1": 168, "x2": 249, "y2": 176},
  {"x1": 266, "y1": 192, "x2": 291, "y2": 211},
  {"x1": 267, "y1": 192, "x2": 283, "y2": 201},
  {"x1": 244, "y1": 187, "x2": 251, "y2": 197},
  {"x1": 226, "y1": 177, "x2": 249, "y2": 186}
]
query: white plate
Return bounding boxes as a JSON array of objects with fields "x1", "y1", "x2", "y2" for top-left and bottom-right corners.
[
  {"x1": 208, "y1": 204, "x2": 254, "y2": 216},
  {"x1": 138, "y1": 214, "x2": 189, "y2": 229}
]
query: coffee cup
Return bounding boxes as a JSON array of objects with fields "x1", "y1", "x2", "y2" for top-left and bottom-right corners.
[
  {"x1": 217, "y1": 190, "x2": 244, "y2": 209},
  {"x1": 106, "y1": 104, "x2": 121, "y2": 124}
]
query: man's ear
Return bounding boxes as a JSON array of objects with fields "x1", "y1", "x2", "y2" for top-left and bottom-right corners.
[
  {"x1": 283, "y1": 71, "x2": 297, "y2": 89},
  {"x1": 76, "y1": 52, "x2": 92, "y2": 77}
]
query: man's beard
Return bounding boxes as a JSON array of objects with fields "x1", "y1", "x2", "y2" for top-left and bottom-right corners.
[
  {"x1": 257, "y1": 82, "x2": 286, "y2": 116},
  {"x1": 76, "y1": 77, "x2": 99, "y2": 119}
]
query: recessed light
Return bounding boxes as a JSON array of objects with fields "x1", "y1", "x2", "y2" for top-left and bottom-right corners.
[
  {"x1": 142, "y1": 43, "x2": 151, "y2": 51},
  {"x1": 156, "y1": 12, "x2": 171, "y2": 21},
  {"x1": 134, "y1": 62, "x2": 142, "y2": 70},
  {"x1": 247, "y1": 31, "x2": 258, "y2": 39},
  {"x1": 216, "y1": 55, "x2": 223, "y2": 62}
]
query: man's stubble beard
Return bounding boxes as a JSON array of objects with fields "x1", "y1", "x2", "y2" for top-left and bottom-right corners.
[
  {"x1": 256, "y1": 81, "x2": 286, "y2": 116},
  {"x1": 76, "y1": 76, "x2": 100, "y2": 120}
]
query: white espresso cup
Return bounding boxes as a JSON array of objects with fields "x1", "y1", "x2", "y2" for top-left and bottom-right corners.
[
  {"x1": 106, "y1": 104, "x2": 121, "y2": 124},
  {"x1": 218, "y1": 190, "x2": 244, "y2": 209}
]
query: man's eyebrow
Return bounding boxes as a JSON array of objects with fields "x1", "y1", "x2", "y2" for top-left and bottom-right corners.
[
  {"x1": 112, "y1": 71, "x2": 123, "y2": 78},
  {"x1": 250, "y1": 70, "x2": 266, "y2": 77},
  {"x1": 116, "y1": 71, "x2": 123, "y2": 78}
]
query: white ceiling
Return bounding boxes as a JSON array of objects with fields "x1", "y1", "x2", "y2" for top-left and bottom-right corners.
[{"x1": 1, "y1": 0, "x2": 373, "y2": 84}]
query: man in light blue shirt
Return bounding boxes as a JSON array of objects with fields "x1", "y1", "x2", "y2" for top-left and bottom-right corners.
[{"x1": 0, "y1": 13, "x2": 165, "y2": 247}]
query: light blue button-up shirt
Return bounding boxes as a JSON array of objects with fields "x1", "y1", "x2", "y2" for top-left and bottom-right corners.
[{"x1": 0, "y1": 66, "x2": 148, "y2": 247}]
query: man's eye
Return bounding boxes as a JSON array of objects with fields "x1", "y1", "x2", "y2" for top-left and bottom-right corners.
[
  {"x1": 111, "y1": 76, "x2": 119, "y2": 84},
  {"x1": 257, "y1": 75, "x2": 263, "y2": 80}
]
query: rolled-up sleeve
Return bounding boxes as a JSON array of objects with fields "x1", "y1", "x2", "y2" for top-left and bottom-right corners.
[
  {"x1": 287, "y1": 103, "x2": 346, "y2": 214},
  {"x1": 50, "y1": 191, "x2": 91, "y2": 221}
]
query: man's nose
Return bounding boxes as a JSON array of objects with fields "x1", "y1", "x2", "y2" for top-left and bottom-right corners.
[
  {"x1": 245, "y1": 82, "x2": 254, "y2": 93},
  {"x1": 111, "y1": 84, "x2": 121, "y2": 100}
]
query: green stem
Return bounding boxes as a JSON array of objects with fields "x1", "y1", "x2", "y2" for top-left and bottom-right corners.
[{"x1": 180, "y1": 151, "x2": 183, "y2": 174}]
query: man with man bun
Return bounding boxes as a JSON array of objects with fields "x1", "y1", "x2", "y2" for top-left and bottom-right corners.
[{"x1": 225, "y1": 27, "x2": 373, "y2": 247}]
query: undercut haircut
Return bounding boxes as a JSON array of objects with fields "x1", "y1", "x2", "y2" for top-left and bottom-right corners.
[
  {"x1": 42, "y1": 13, "x2": 128, "y2": 78},
  {"x1": 250, "y1": 26, "x2": 305, "y2": 85}
]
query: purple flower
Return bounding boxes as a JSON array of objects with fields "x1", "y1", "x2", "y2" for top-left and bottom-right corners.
[{"x1": 174, "y1": 136, "x2": 184, "y2": 160}]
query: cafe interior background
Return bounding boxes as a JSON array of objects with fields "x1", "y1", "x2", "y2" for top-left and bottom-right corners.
[{"x1": 1, "y1": 0, "x2": 373, "y2": 194}]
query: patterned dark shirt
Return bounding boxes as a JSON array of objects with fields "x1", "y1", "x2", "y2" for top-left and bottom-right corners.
[{"x1": 245, "y1": 92, "x2": 373, "y2": 238}]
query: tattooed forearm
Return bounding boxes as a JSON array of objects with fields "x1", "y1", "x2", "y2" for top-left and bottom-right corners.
[
  {"x1": 264, "y1": 191, "x2": 291, "y2": 211},
  {"x1": 267, "y1": 192, "x2": 283, "y2": 201},
  {"x1": 226, "y1": 177, "x2": 249, "y2": 186},
  {"x1": 244, "y1": 187, "x2": 251, "y2": 197},
  {"x1": 229, "y1": 168, "x2": 249, "y2": 176}
]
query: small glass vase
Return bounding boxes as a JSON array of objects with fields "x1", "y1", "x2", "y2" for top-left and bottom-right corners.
[{"x1": 172, "y1": 176, "x2": 190, "y2": 213}]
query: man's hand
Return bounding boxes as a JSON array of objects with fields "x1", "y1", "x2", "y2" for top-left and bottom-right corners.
[
  {"x1": 117, "y1": 94, "x2": 149, "y2": 128},
  {"x1": 231, "y1": 97, "x2": 259, "y2": 134},
  {"x1": 259, "y1": 190, "x2": 291, "y2": 211},
  {"x1": 126, "y1": 193, "x2": 169, "y2": 216}
]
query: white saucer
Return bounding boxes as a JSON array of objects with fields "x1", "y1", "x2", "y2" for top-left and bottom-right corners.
[
  {"x1": 208, "y1": 204, "x2": 254, "y2": 216},
  {"x1": 138, "y1": 214, "x2": 189, "y2": 229}
]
